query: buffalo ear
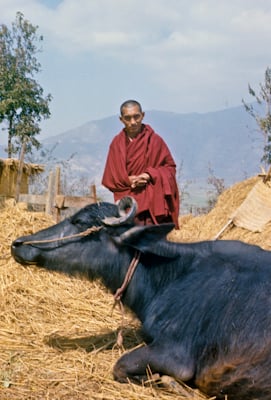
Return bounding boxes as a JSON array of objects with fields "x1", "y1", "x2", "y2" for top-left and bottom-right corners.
[{"x1": 115, "y1": 223, "x2": 175, "y2": 254}]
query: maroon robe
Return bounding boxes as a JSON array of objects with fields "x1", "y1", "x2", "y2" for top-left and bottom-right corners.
[{"x1": 102, "y1": 124, "x2": 180, "y2": 228}]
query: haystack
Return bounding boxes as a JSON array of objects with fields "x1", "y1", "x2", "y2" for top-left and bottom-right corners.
[
  {"x1": 169, "y1": 175, "x2": 271, "y2": 250},
  {"x1": 1, "y1": 175, "x2": 270, "y2": 399},
  {"x1": 0, "y1": 202, "x2": 210, "y2": 400}
]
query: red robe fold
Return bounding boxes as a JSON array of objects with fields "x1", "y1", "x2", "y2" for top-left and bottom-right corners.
[{"x1": 102, "y1": 124, "x2": 180, "y2": 228}]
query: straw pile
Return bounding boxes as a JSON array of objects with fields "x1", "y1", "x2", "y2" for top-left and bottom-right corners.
[
  {"x1": 169, "y1": 175, "x2": 271, "y2": 250},
  {"x1": 0, "y1": 202, "x2": 209, "y2": 399},
  {"x1": 1, "y1": 175, "x2": 270, "y2": 399}
]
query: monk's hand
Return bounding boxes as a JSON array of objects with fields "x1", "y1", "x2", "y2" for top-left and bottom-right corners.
[{"x1": 129, "y1": 173, "x2": 151, "y2": 188}]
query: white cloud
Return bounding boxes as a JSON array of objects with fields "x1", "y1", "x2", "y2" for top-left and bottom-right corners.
[
  {"x1": 0, "y1": 0, "x2": 271, "y2": 133},
  {"x1": 232, "y1": 8, "x2": 271, "y2": 33},
  {"x1": 2, "y1": 1, "x2": 270, "y2": 57}
]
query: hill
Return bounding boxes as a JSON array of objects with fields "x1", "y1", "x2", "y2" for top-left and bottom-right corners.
[{"x1": 41, "y1": 104, "x2": 262, "y2": 207}]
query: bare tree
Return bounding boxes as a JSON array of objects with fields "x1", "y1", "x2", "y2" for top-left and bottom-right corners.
[{"x1": 242, "y1": 67, "x2": 271, "y2": 167}]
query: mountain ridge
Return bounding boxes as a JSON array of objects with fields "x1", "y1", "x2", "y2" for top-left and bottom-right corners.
[
  {"x1": 42, "y1": 104, "x2": 262, "y2": 185},
  {"x1": 0, "y1": 104, "x2": 263, "y2": 208}
]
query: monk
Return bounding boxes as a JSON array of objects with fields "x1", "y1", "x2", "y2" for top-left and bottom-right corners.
[{"x1": 102, "y1": 100, "x2": 180, "y2": 228}]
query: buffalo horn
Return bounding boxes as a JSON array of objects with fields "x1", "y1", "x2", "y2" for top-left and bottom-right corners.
[{"x1": 102, "y1": 196, "x2": 137, "y2": 226}]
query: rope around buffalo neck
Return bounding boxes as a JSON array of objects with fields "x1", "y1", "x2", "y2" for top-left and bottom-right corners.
[
  {"x1": 113, "y1": 250, "x2": 141, "y2": 347},
  {"x1": 22, "y1": 226, "x2": 103, "y2": 245},
  {"x1": 114, "y1": 250, "x2": 141, "y2": 302}
]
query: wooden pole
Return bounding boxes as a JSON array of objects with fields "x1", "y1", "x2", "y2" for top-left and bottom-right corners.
[
  {"x1": 263, "y1": 165, "x2": 271, "y2": 183},
  {"x1": 54, "y1": 166, "x2": 61, "y2": 222},
  {"x1": 45, "y1": 171, "x2": 54, "y2": 215},
  {"x1": 213, "y1": 219, "x2": 233, "y2": 240},
  {"x1": 90, "y1": 184, "x2": 97, "y2": 203},
  {"x1": 15, "y1": 141, "x2": 26, "y2": 203}
]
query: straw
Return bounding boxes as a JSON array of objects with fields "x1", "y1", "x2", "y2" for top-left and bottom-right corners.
[{"x1": 2, "y1": 175, "x2": 270, "y2": 399}]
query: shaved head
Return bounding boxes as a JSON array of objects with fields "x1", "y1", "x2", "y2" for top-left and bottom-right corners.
[{"x1": 120, "y1": 100, "x2": 142, "y2": 115}]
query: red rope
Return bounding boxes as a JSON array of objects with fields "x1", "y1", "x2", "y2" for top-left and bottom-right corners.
[
  {"x1": 112, "y1": 250, "x2": 141, "y2": 347},
  {"x1": 114, "y1": 250, "x2": 141, "y2": 301}
]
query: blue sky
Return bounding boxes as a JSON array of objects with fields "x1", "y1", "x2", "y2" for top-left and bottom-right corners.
[{"x1": 1, "y1": 0, "x2": 271, "y2": 140}]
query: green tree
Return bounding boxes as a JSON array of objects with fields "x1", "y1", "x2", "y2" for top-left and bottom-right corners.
[
  {"x1": 242, "y1": 67, "x2": 271, "y2": 166},
  {"x1": 0, "y1": 12, "x2": 52, "y2": 157}
]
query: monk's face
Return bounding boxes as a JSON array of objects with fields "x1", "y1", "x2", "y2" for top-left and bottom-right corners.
[{"x1": 120, "y1": 105, "x2": 145, "y2": 138}]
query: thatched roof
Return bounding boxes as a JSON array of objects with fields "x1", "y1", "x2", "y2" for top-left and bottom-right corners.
[{"x1": 0, "y1": 158, "x2": 44, "y2": 175}]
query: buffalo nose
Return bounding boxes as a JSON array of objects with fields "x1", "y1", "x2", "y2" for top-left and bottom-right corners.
[{"x1": 11, "y1": 239, "x2": 25, "y2": 249}]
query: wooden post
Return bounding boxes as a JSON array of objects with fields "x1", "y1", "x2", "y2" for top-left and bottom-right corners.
[
  {"x1": 54, "y1": 166, "x2": 61, "y2": 222},
  {"x1": 263, "y1": 165, "x2": 271, "y2": 183},
  {"x1": 15, "y1": 141, "x2": 26, "y2": 203},
  {"x1": 45, "y1": 171, "x2": 54, "y2": 215},
  {"x1": 90, "y1": 184, "x2": 97, "y2": 202}
]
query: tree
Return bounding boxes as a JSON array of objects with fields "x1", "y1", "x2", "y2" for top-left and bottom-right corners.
[
  {"x1": 242, "y1": 67, "x2": 271, "y2": 166},
  {"x1": 206, "y1": 164, "x2": 225, "y2": 210},
  {"x1": 0, "y1": 12, "x2": 52, "y2": 157}
]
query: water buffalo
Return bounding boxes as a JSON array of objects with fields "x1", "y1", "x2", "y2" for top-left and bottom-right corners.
[{"x1": 11, "y1": 197, "x2": 271, "y2": 400}]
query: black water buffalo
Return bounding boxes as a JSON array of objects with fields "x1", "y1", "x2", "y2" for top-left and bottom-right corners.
[{"x1": 11, "y1": 197, "x2": 271, "y2": 399}]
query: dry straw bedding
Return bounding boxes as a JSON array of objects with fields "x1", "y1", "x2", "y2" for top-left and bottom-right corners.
[{"x1": 0, "y1": 175, "x2": 270, "y2": 400}]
